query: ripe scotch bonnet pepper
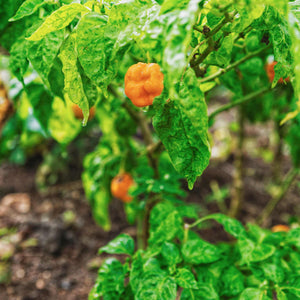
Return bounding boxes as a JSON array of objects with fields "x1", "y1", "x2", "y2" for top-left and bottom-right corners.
[
  {"x1": 271, "y1": 224, "x2": 290, "y2": 233},
  {"x1": 72, "y1": 104, "x2": 96, "y2": 121},
  {"x1": 125, "y1": 62, "x2": 164, "y2": 107},
  {"x1": 0, "y1": 83, "x2": 12, "y2": 127},
  {"x1": 110, "y1": 173, "x2": 135, "y2": 203},
  {"x1": 266, "y1": 61, "x2": 290, "y2": 84}
]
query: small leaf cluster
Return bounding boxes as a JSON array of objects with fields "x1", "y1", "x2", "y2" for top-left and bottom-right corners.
[{"x1": 90, "y1": 202, "x2": 300, "y2": 300}]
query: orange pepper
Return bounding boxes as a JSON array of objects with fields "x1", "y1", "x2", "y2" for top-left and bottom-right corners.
[
  {"x1": 0, "y1": 83, "x2": 13, "y2": 126},
  {"x1": 271, "y1": 224, "x2": 290, "y2": 233},
  {"x1": 110, "y1": 173, "x2": 134, "y2": 203},
  {"x1": 72, "y1": 104, "x2": 96, "y2": 121},
  {"x1": 266, "y1": 61, "x2": 290, "y2": 84},
  {"x1": 125, "y1": 62, "x2": 164, "y2": 107}
]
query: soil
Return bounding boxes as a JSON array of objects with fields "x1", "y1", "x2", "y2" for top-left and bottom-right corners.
[{"x1": 0, "y1": 118, "x2": 299, "y2": 299}]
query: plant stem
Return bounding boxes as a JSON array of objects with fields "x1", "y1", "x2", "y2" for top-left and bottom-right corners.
[
  {"x1": 199, "y1": 44, "x2": 271, "y2": 84},
  {"x1": 137, "y1": 215, "x2": 144, "y2": 249},
  {"x1": 108, "y1": 85, "x2": 161, "y2": 248},
  {"x1": 147, "y1": 140, "x2": 163, "y2": 156},
  {"x1": 190, "y1": 11, "x2": 237, "y2": 68},
  {"x1": 190, "y1": 37, "x2": 215, "y2": 67},
  {"x1": 193, "y1": 25, "x2": 202, "y2": 33},
  {"x1": 176, "y1": 288, "x2": 183, "y2": 300},
  {"x1": 207, "y1": 11, "x2": 236, "y2": 38},
  {"x1": 122, "y1": 101, "x2": 160, "y2": 248},
  {"x1": 209, "y1": 86, "x2": 272, "y2": 120},
  {"x1": 257, "y1": 168, "x2": 299, "y2": 226},
  {"x1": 272, "y1": 122, "x2": 284, "y2": 183},
  {"x1": 228, "y1": 105, "x2": 245, "y2": 218}
]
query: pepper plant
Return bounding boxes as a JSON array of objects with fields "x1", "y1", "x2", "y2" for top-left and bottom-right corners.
[{"x1": 1, "y1": 0, "x2": 300, "y2": 299}]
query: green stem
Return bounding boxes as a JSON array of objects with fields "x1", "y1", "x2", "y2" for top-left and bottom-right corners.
[
  {"x1": 183, "y1": 224, "x2": 189, "y2": 244},
  {"x1": 193, "y1": 25, "x2": 202, "y2": 33},
  {"x1": 228, "y1": 105, "x2": 245, "y2": 218},
  {"x1": 190, "y1": 37, "x2": 214, "y2": 67},
  {"x1": 209, "y1": 86, "x2": 272, "y2": 120},
  {"x1": 108, "y1": 85, "x2": 161, "y2": 248},
  {"x1": 272, "y1": 122, "x2": 284, "y2": 183},
  {"x1": 206, "y1": 11, "x2": 237, "y2": 38},
  {"x1": 199, "y1": 44, "x2": 271, "y2": 84},
  {"x1": 190, "y1": 11, "x2": 237, "y2": 68},
  {"x1": 137, "y1": 215, "x2": 144, "y2": 250},
  {"x1": 257, "y1": 168, "x2": 299, "y2": 226}
]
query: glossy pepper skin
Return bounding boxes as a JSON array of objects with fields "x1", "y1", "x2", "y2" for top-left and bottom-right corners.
[
  {"x1": 271, "y1": 224, "x2": 290, "y2": 232},
  {"x1": 0, "y1": 83, "x2": 13, "y2": 128},
  {"x1": 125, "y1": 62, "x2": 164, "y2": 107},
  {"x1": 72, "y1": 104, "x2": 96, "y2": 121},
  {"x1": 110, "y1": 173, "x2": 134, "y2": 203},
  {"x1": 266, "y1": 61, "x2": 290, "y2": 84}
]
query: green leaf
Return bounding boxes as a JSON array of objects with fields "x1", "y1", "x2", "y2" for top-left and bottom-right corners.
[
  {"x1": 261, "y1": 262, "x2": 285, "y2": 284},
  {"x1": 182, "y1": 238, "x2": 222, "y2": 264},
  {"x1": 25, "y1": 83, "x2": 53, "y2": 132},
  {"x1": 198, "y1": 213, "x2": 246, "y2": 239},
  {"x1": 135, "y1": 273, "x2": 177, "y2": 300},
  {"x1": 76, "y1": 12, "x2": 132, "y2": 90},
  {"x1": 238, "y1": 237, "x2": 276, "y2": 264},
  {"x1": 9, "y1": 0, "x2": 48, "y2": 21},
  {"x1": 289, "y1": 3, "x2": 300, "y2": 98},
  {"x1": 181, "y1": 284, "x2": 219, "y2": 300},
  {"x1": 286, "y1": 227, "x2": 300, "y2": 249},
  {"x1": 48, "y1": 97, "x2": 81, "y2": 144},
  {"x1": 99, "y1": 234, "x2": 134, "y2": 256},
  {"x1": 91, "y1": 187, "x2": 111, "y2": 231},
  {"x1": 9, "y1": 37, "x2": 29, "y2": 82},
  {"x1": 76, "y1": 12, "x2": 110, "y2": 87},
  {"x1": 58, "y1": 33, "x2": 90, "y2": 125},
  {"x1": 276, "y1": 288, "x2": 288, "y2": 300},
  {"x1": 220, "y1": 266, "x2": 244, "y2": 297},
  {"x1": 162, "y1": 0, "x2": 205, "y2": 95},
  {"x1": 281, "y1": 276, "x2": 300, "y2": 297},
  {"x1": 174, "y1": 268, "x2": 198, "y2": 289},
  {"x1": 77, "y1": 60, "x2": 99, "y2": 107},
  {"x1": 0, "y1": 0, "x2": 23, "y2": 31},
  {"x1": 149, "y1": 202, "x2": 182, "y2": 246},
  {"x1": 48, "y1": 55, "x2": 65, "y2": 99},
  {"x1": 90, "y1": 258, "x2": 126, "y2": 300},
  {"x1": 27, "y1": 3, "x2": 89, "y2": 41},
  {"x1": 130, "y1": 254, "x2": 177, "y2": 300},
  {"x1": 161, "y1": 242, "x2": 182, "y2": 266},
  {"x1": 153, "y1": 70, "x2": 210, "y2": 189},
  {"x1": 239, "y1": 288, "x2": 272, "y2": 300},
  {"x1": 206, "y1": 33, "x2": 235, "y2": 68},
  {"x1": 82, "y1": 137, "x2": 122, "y2": 230},
  {"x1": 27, "y1": 29, "x2": 64, "y2": 85}
]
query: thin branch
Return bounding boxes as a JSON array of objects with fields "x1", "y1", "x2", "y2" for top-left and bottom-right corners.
[
  {"x1": 209, "y1": 86, "x2": 272, "y2": 120},
  {"x1": 193, "y1": 25, "x2": 202, "y2": 33},
  {"x1": 190, "y1": 37, "x2": 215, "y2": 67},
  {"x1": 108, "y1": 85, "x2": 161, "y2": 249},
  {"x1": 190, "y1": 11, "x2": 237, "y2": 68},
  {"x1": 181, "y1": 39, "x2": 206, "y2": 81},
  {"x1": 147, "y1": 140, "x2": 163, "y2": 155},
  {"x1": 199, "y1": 44, "x2": 271, "y2": 84},
  {"x1": 207, "y1": 11, "x2": 237, "y2": 38},
  {"x1": 257, "y1": 168, "x2": 299, "y2": 226},
  {"x1": 122, "y1": 101, "x2": 153, "y2": 146},
  {"x1": 0, "y1": 46, "x2": 9, "y2": 56}
]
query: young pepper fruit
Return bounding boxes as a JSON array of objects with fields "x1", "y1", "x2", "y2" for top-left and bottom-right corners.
[
  {"x1": 125, "y1": 62, "x2": 164, "y2": 107},
  {"x1": 110, "y1": 173, "x2": 135, "y2": 203}
]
